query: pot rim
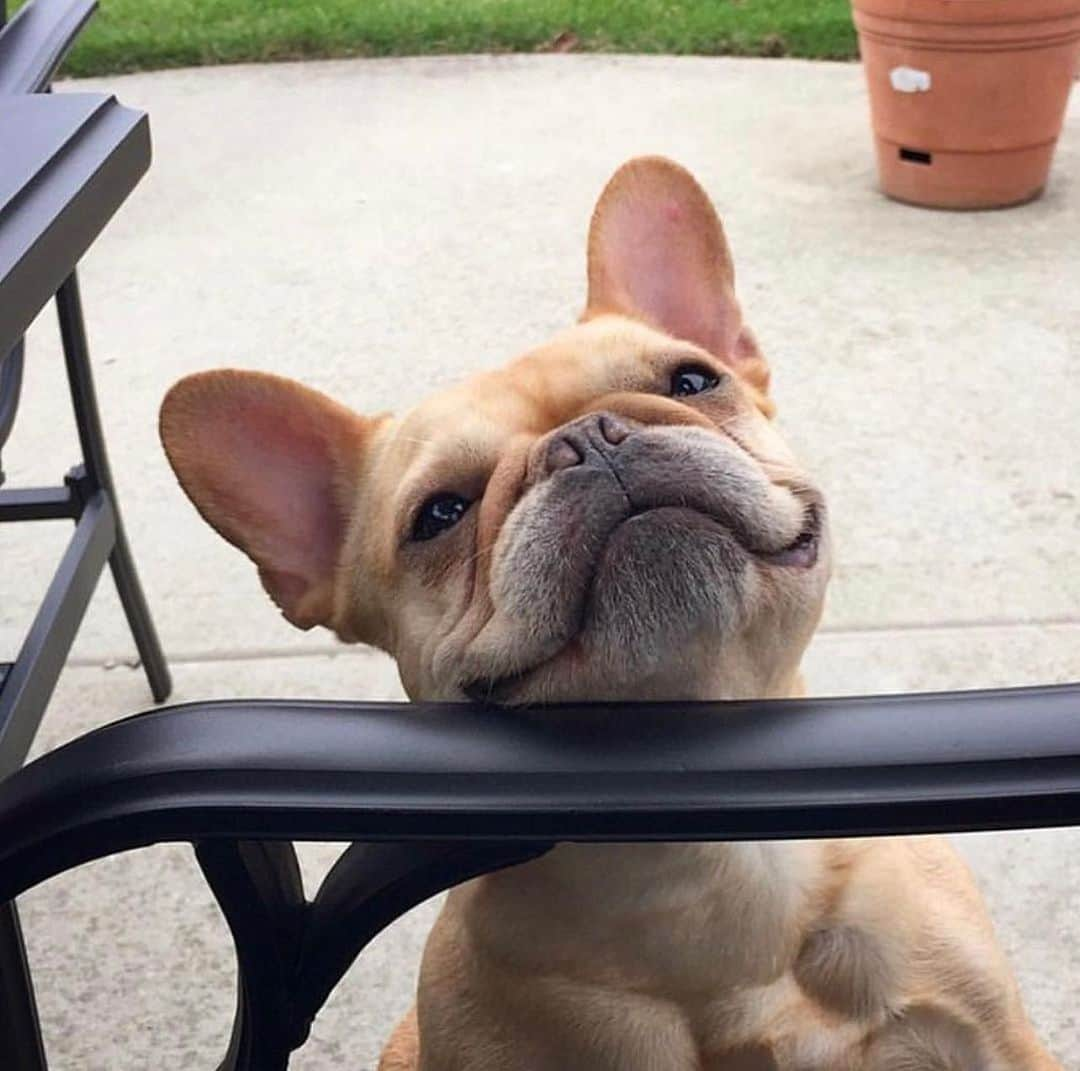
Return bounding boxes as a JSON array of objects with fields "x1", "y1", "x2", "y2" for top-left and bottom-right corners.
[{"x1": 851, "y1": 0, "x2": 1080, "y2": 25}]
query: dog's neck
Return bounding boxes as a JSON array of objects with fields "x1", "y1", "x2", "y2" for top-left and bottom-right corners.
[
  {"x1": 458, "y1": 670, "x2": 815, "y2": 977},
  {"x1": 460, "y1": 840, "x2": 816, "y2": 996}
]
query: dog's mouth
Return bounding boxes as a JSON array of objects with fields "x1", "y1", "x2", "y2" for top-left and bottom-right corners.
[
  {"x1": 758, "y1": 499, "x2": 822, "y2": 570},
  {"x1": 462, "y1": 666, "x2": 536, "y2": 705},
  {"x1": 461, "y1": 499, "x2": 823, "y2": 705}
]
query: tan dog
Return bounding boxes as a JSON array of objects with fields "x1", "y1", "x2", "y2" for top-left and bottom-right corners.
[{"x1": 160, "y1": 158, "x2": 1060, "y2": 1070}]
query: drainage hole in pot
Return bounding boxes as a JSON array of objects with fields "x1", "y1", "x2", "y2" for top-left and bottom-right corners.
[{"x1": 899, "y1": 148, "x2": 932, "y2": 165}]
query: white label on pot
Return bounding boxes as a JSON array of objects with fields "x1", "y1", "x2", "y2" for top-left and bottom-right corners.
[{"x1": 890, "y1": 66, "x2": 931, "y2": 93}]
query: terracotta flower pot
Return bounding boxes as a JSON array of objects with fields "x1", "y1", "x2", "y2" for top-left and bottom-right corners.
[{"x1": 851, "y1": 0, "x2": 1080, "y2": 208}]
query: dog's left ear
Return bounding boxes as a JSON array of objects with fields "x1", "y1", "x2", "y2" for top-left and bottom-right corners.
[{"x1": 584, "y1": 156, "x2": 769, "y2": 396}]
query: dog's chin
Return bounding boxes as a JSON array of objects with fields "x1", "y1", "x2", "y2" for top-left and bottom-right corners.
[
  {"x1": 463, "y1": 507, "x2": 767, "y2": 706},
  {"x1": 586, "y1": 506, "x2": 753, "y2": 655}
]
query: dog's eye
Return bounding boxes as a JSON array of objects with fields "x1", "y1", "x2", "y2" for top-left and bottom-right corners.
[
  {"x1": 412, "y1": 493, "x2": 472, "y2": 542},
  {"x1": 670, "y1": 364, "x2": 722, "y2": 398}
]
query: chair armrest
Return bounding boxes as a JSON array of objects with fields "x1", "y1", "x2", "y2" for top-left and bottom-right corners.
[
  {"x1": 0, "y1": 93, "x2": 150, "y2": 354},
  {"x1": 3, "y1": 684, "x2": 1080, "y2": 903},
  {"x1": 0, "y1": 0, "x2": 97, "y2": 94}
]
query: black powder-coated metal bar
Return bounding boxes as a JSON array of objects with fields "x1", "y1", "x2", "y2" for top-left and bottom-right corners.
[
  {"x1": 2, "y1": 684, "x2": 1080, "y2": 906},
  {"x1": 0, "y1": 901, "x2": 47, "y2": 1071},
  {"x1": 55, "y1": 273, "x2": 111, "y2": 491},
  {"x1": 55, "y1": 273, "x2": 172, "y2": 703},
  {"x1": 0, "y1": 340, "x2": 25, "y2": 481},
  {"x1": 1, "y1": 688, "x2": 1078, "y2": 1068},
  {"x1": 0, "y1": 0, "x2": 95, "y2": 94},
  {"x1": 195, "y1": 841, "x2": 307, "y2": 1071},
  {"x1": 0, "y1": 483, "x2": 79, "y2": 521},
  {"x1": 0, "y1": 94, "x2": 150, "y2": 355},
  {"x1": 0, "y1": 488, "x2": 114, "y2": 779}
]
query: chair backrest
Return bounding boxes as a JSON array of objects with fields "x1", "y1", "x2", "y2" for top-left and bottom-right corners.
[
  {"x1": 0, "y1": 0, "x2": 98, "y2": 478},
  {"x1": 0, "y1": 0, "x2": 95, "y2": 94}
]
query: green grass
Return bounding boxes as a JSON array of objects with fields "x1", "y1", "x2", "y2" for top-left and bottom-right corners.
[{"x1": 30, "y1": 0, "x2": 858, "y2": 78}]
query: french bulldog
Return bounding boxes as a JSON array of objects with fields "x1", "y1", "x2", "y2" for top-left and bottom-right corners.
[{"x1": 160, "y1": 157, "x2": 1060, "y2": 1070}]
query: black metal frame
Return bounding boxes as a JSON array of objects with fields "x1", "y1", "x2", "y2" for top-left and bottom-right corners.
[
  {"x1": 0, "y1": 275, "x2": 172, "y2": 775},
  {"x1": 0, "y1": 684, "x2": 1079, "y2": 1069},
  {"x1": 0, "y1": 2, "x2": 170, "y2": 1066},
  {"x1": 0, "y1": 0, "x2": 171, "y2": 774}
]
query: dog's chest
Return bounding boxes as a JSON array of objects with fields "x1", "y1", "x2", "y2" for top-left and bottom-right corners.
[
  {"x1": 471, "y1": 842, "x2": 808, "y2": 979},
  {"x1": 460, "y1": 842, "x2": 879, "y2": 1069}
]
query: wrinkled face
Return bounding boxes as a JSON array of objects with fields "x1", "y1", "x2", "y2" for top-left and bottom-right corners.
[
  {"x1": 161, "y1": 157, "x2": 830, "y2": 704},
  {"x1": 355, "y1": 317, "x2": 828, "y2": 702}
]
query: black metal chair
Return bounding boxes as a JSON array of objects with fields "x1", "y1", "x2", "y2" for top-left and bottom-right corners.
[
  {"x1": 0, "y1": 0, "x2": 170, "y2": 1064},
  {"x1": 1, "y1": 686, "x2": 1079, "y2": 1069},
  {"x1": 0, "y1": 0, "x2": 170, "y2": 760}
]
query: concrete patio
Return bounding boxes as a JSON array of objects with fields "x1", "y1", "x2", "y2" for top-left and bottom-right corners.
[{"x1": 2, "y1": 53, "x2": 1078, "y2": 1068}]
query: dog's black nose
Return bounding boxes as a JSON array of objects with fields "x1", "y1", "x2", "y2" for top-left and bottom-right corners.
[{"x1": 542, "y1": 412, "x2": 632, "y2": 476}]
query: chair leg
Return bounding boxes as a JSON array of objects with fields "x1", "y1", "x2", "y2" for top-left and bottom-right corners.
[
  {"x1": 0, "y1": 901, "x2": 48, "y2": 1071},
  {"x1": 0, "y1": 339, "x2": 25, "y2": 484},
  {"x1": 196, "y1": 841, "x2": 305, "y2": 1071},
  {"x1": 54, "y1": 273, "x2": 171, "y2": 703},
  {"x1": 106, "y1": 529, "x2": 171, "y2": 702}
]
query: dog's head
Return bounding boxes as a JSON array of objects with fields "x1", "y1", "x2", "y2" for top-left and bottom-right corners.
[{"x1": 161, "y1": 157, "x2": 829, "y2": 703}]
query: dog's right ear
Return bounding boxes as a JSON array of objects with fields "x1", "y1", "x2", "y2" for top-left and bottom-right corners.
[{"x1": 160, "y1": 370, "x2": 380, "y2": 631}]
